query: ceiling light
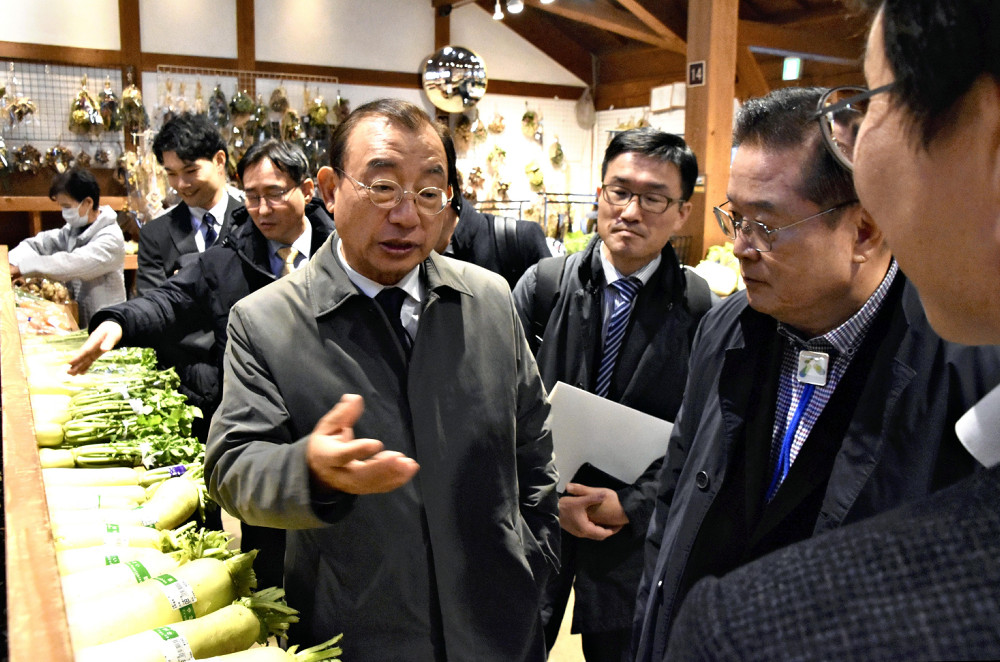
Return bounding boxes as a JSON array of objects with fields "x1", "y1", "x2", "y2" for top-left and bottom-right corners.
[
  {"x1": 493, "y1": 0, "x2": 503, "y2": 19},
  {"x1": 540, "y1": 0, "x2": 555, "y2": 3},
  {"x1": 507, "y1": 0, "x2": 524, "y2": 14}
]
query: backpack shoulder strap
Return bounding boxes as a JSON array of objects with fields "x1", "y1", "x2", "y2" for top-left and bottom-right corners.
[
  {"x1": 493, "y1": 216, "x2": 527, "y2": 286},
  {"x1": 531, "y1": 254, "x2": 568, "y2": 344}
]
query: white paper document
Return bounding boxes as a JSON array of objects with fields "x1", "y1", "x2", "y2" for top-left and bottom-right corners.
[{"x1": 547, "y1": 381, "x2": 674, "y2": 492}]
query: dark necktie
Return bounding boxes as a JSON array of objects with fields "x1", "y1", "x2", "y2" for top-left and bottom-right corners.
[
  {"x1": 202, "y1": 212, "x2": 218, "y2": 248},
  {"x1": 375, "y1": 287, "x2": 412, "y2": 356},
  {"x1": 594, "y1": 277, "x2": 642, "y2": 398}
]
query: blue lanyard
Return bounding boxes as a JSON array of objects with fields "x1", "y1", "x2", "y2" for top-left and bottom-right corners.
[{"x1": 766, "y1": 383, "x2": 816, "y2": 501}]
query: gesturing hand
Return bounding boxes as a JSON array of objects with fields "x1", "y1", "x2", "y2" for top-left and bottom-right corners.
[
  {"x1": 67, "y1": 321, "x2": 123, "y2": 375},
  {"x1": 306, "y1": 394, "x2": 419, "y2": 495}
]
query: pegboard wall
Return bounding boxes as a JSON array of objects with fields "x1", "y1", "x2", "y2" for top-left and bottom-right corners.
[
  {"x1": 143, "y1": 66, "x2": 343, "y2": 134},
  {"x1": 590, "y1": 105, "x2": 688, "y2": 186},
  {"x1": 452, "y1": 93, "x2": 596, "y2": 228},
  {"x1": 1, "y1": 60, "x2": 126, "y2": 156}
]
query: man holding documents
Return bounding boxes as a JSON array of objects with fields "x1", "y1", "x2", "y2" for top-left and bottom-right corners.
[
  {"x1": 513, "y1": 127, "x2": 713, "y2": 662},
  {"x1": 630, "y1": 86, "x2": 1000, "y2": 662}
]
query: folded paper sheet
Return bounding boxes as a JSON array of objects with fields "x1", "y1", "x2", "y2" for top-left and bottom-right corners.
[{"x1": 547, "y1": 381, "x2": 674, "y2": 492}]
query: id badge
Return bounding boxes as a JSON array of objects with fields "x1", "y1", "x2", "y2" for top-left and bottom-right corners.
[{"x1": 797, "y1": 350, "x2": 829, "y2": 386}]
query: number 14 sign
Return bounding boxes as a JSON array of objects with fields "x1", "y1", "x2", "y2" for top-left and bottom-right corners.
[{"x1": 688, "y1": 61, "x2": 706, "y2": 87}]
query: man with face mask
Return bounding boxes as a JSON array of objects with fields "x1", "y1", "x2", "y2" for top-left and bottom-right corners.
[{"x1": 9, "y1": 167, "x2": 126, "y2": 325}]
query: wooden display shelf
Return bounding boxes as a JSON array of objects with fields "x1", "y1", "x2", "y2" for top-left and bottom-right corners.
[
  {"x1": 0, "y1": 195, "x2": 129, "y2": 235},
  {"x1": 0, "y1": 245, "x2": 75, "y2": 661}
]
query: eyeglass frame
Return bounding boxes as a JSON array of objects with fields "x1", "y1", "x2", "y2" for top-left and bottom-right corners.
[
  {"x1": 600, "y1": 183, "x2": 684, "y2": 214},
  {"x1": 336, "y1": 168, "x2": 452, "y2": 215},
  {"x1": 713, "y1": 199, "x2": 859, "y2": 253},
  {"x1": 243, "y1": 185, "x2": 298, "y2": 209},
  {"x1": 814, "y1": 83, "x2": 894, "y2": 172}
]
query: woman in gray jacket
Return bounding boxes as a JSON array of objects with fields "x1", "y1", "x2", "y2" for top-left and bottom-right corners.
[{"x1": 9, "y1": 168, "x2": 126, "y2": 325}]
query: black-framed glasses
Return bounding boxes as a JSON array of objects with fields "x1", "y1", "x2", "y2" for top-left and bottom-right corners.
[
  {"x1": 713, "y1": 199, "x2": 858, "y2": 253},
  {"x1": 244, "y1": 186, "x2": 296, "y2": 208},
  {"x1": 601, "y1": 184, "x2": 682, "y2": 214},
  {"x1": 814, "y1": 84, "x2": 893, "y2": 172},
  {"x1": 338, "y1": 169, "x2": 451, "y2": 215}
]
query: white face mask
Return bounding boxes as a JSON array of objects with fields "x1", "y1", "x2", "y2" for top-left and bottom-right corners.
[{"x1": 62, "y1": 201, "x2": 90, "y2": 228}]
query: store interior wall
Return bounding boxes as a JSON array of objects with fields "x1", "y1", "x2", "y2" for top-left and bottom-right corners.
[{"x1": 2, "y1": 0, "x2": 691, "y2": 231}]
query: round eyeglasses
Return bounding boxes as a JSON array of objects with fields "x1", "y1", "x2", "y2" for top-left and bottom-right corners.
[
  {"x1": 338, "y1": 169, "x2": 451, "y2": 215},
  {"x1": 814, "y1": 84, "x2": 893, "y2": 172},
  {"x1": 713, "y1": 199, "x2": 858, "y2": 253},
  {"x1": 601, "y1": 184, "x2": 681, "y2": 214}
]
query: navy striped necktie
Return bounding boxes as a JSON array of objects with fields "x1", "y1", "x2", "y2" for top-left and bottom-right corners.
[
  {"x1": 595, "y1": 277, "x2": 642, "y2": 398},
  {"x1": 202, "y1": 212, "x2": 218, "y2": 248}
]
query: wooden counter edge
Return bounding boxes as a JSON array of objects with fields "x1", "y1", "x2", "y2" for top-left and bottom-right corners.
[{"x1": 1, "y1": 245, "x2": 75, "y2": 661}]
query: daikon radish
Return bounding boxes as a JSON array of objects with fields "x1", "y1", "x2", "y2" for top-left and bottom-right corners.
[
  {"x1": 57, "y1": 545, "x2": 171, "y2": 576},
  {"x1": 48, "y1": 475, "x2": 200, "y2": 530},
  {"x1": 43, "y1": 466, "x2": 145, "y2": 487},
  {"x1": 62, "y1": 552, "x2": 182, "y2": 603},
  {"x1": 74, "y1": 587, "x2": 299, "y2": 662},
  {"x1": 66, "y1": 551, "x2": 257, "y2": 650}
]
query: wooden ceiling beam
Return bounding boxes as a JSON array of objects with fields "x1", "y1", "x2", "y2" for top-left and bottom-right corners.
[
  {"x1": 523, "y1": 0, "x2": 682, "y2": 52},
  {"x1": 738, "y1": 19, "x2": 862, "y2": 63},
  {"x1": 474, "y1": 0, "x2": 593, "y2": 84},
  {"x1": 614, "y1": 0, "x2": 687, "y2": 54},
  {"x1": 734, "y1": 44, "x2": 769, "y2": 101}
]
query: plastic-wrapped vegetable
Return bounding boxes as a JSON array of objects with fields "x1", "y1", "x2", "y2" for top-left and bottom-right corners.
[
  {"x1": 99, "y1": 78, "x2": 122, "y2": 131},
  {"x1": 525, "y1": 161, "x2": 545, "y2": 192},
  {"x1": 549, "y1": 138, "x2": 564, "y2": 168},
  {"x1": 193, "y1": 80, "x2": 206, "y2": 115},
  {"x1": 269, "y1": 85, "x2": 289, "y2": 113},
  {"x1": 281, "y1": 109, "x2": 304, "y2": 141},
  {"x1": 121, "y1": 81, "x2": 149, "y2": 133},
  {"x1": 230, "y1": 90, "x2": 255, "y2": 117},
  {"x1": 306, "y1": 88, "x2": 329, "y2": 127},
  {"x1": 69, "y1": 76, "x2": 103, "y2": 135},
  {"x1": 208, "y1": 85, "x2": 230, "y2": 128},
  {"x1": 44, "y1": 145, "x2": 75, "y2": 174}
]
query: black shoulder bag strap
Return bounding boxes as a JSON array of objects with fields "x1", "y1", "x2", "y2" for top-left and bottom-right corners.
[{"x1": 530, "y1": 254, "x2": 568, "y2": 344}]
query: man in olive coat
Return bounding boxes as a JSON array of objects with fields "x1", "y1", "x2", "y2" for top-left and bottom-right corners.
[{"x1": 205, "y1": 99, "x2": 559, "y2": 662}]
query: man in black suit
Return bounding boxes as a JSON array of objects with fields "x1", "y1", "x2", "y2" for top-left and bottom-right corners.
[
  {"x1": 631, "y1": 85, "x2": 1000, "y2": 662},
  {"x1": 139, "y1": 112, "x2": 242, "y2": 426},
  {"x1": 434, "y1": 126, "x2": 551, "y2": 290},
  {"x1": 513, "y1": 128, "x2": 713, "y2": 662},
  {"x1": 140, "y1": 112, "x2": 242, "y2": 294},
  {"x1": 662, "y1": 1, "x2": 1000, "y2": 659}
]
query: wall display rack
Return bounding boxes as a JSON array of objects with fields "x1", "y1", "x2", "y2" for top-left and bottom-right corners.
[{"x1": 1, "y1": 60, "x2": 126, "y2": 168}]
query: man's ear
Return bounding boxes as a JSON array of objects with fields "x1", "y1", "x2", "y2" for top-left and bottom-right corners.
[
  {"x1": 852, "y1": 205, "x2": 886, "y2": 263},
  {"x1": 299, "y1": 178, "x2": 315, "y2": 203},
  {"x1": 316, "y1": 166, "x2": 338, "y2": 213},
  {"x1": 213, "y1": 149, "x2": 227, "y2": 172},
  {"x1": 676, "y1": 199, "x2": 693, "y2": 227}
]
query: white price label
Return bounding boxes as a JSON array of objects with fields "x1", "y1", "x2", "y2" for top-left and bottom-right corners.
[
  {"x1": 151, "y1": 626, "x2": 195, "y2": 662},
  {"x1": 153, "y1": 574, "x2": 198, "y2": 611}
]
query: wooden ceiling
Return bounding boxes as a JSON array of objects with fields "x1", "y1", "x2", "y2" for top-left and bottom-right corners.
[{"x1": 436, "y1": 0, "x2": 871, "y2": 110}]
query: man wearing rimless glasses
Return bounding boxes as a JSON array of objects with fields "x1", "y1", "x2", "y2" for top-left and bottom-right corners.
[{"x1": 631, "y1": 85, "x2": 1000, "y2": 662}]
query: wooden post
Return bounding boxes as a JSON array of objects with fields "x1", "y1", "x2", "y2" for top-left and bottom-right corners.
[
  {"x1": 433, "y1": 4, "x2": 450, "y2": 124},
  {"x1": 237, "y1": 0, "x2": 256, "y2": 96},
  {"x1": 682, "y1": 0, "x2": 739, "y2": 264}
]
